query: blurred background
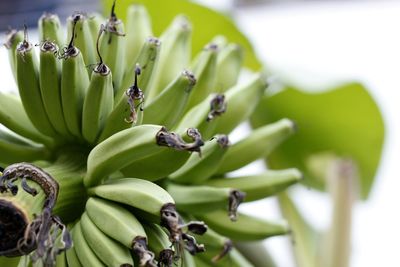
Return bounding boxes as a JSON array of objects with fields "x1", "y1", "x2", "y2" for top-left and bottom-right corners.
[{"x1": 1, "y1": 0, "x2": 399, "y2": 266}]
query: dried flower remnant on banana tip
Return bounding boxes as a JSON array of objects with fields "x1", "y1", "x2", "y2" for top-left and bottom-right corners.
[
  {"x1": 106, "y1": 0, "x2": 126, "y2": 37},
  {"x1": 160, "y1": 203, "x2": 206, "y2": 258},
  {"x1": 125, "y1": 65, "x2": 144, "y2": 124},
  {"x1": 157, "y1": 127, "x2": 205, "y2": 155},
  {"x1": 0, "y1": 163, "x2": 71, "y2": 263},
  {"x1": 207, "y1": 94, "x2": 227, "y2": 121}
]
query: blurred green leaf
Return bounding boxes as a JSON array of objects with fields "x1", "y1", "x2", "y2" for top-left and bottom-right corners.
[
  {"x1": 251, "y1": 83, "x2": 385, "y2": 199},
  {"x1": 101, "y1": 0, "x2": 262, "y2": 70}
]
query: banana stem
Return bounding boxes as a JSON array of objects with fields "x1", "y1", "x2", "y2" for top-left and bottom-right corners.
[
  {"x1": 0, "y1": 150, "x2": 87, "y2": 258},
  {"x1": 323, "y1": 159, "x2": 357, "y2": 267}
]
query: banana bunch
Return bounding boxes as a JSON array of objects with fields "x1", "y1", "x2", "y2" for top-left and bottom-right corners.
[{"x1": 0, "y1": 2, "x2": 302, "y2": 266}]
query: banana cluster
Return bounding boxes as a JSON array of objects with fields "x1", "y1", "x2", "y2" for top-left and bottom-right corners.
[{"x1": 0, "y1": 3, "x2": 302, "y2": 267}]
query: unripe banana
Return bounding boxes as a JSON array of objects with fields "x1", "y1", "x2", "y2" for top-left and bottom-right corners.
[
  {"x1": 125, "y1": 4, "x2": 153, "y2": 67},
  {"x1": 142, "y1": 223, "x2": 172, "y2": 255},
  {"x1": 99, "y1": 65, "x2": 146, "y2": 143},
  {"x1": 60, "y1": 31, "x2": 90, "y2": 139},
  {"x1": 87, "y1": 13, "x2": 105, "y2": 48},
  {"x1": 55, "y1": 251, "x2": 68, "y2": 267},
  {"x1": 80, "y1": 212, "x2": 134, "y2": 267},
  {"x1": 213, "y1": 72, "x2": 268, "y2": 135},
  {"x1": 120, "y1": 127, "x2": 205, "y2": 181},
  {"x1": 169, "y1": 135, "x2": 229, "y2": 184},
  {"x1": 72, "y1": 220, "x2": 106, "y2": 267},
  {"x1": 0, "y1": 92, "x2": 53, "y2": 146},
  {"x1": 82, "y1": 32, "x2": 114, "y2": 145},
  {"x1": 87, "y1": 178, "x2": 175, "y2": 221},
  {"x1": 65, "y1": 226, "x2": 83, "y2": 267},
  {"x1": 194, "y1": 227, "x2": 237, "y2": 263},
  {"x1": 99, "y1": 1, "x2": 126, "y2": 93},
  {"x1": 215, "y1": 43, "x2": 244, "y2": 92},
  {"x1": 4, "y1": 29, "x2": 23, "y2": 83},
  {"x1": 185, "y1": 42, "x2": 218, "y2": 110},
  {"x1": 38, "y1": 13, "x2": 64, "y2": 46},
  {"x1": 205, "y1": 169, "x2": 302, "y2": 202},
  {"x1": 119, "y1": 37, "x2": 160, "y2": 100},
  {"x1": 85, "y1": 125, "x2": 164, "y2": 187},
  {"x1": 0, "y1": 128, "x2": 50, "y2": 165},
  {"x1": 166, "y1": 183, "x2": 245, "y2": 221},
  {"x1": 85, "y1": 197, "x2": 157, "y2": 266},
  {"x1": 39, "y1": 41, "x2": 70, "y2": 137},
  {"x1": 66, "y1": 12, "x2": 96, "y2": 68},
  {"x1": 120, "y1": 146, "x2": 192, "y2": 182},
  {"x1": 174, "y1": 93, "x2": 225, "y2": 139},
  {"x1": 16, "y1": 31, "x2": 57, "y2": 138},
  {"x1": 0, "y1": 256, "x2": 19, "y2": 267},
  {"x1": 147, "y1": 15, "x2": 192, "y2": 100},
  {"x1": 217, "y1": 118, "x2": 296, "y2": 173},
  {"x1": 142, "y1": 70, "x2": 196, "y2": 128},
  {"x1": 199, "y1": 247, "x2": 254, "y2": 267},
  {"x1": 198, "y1": 210, "x2": 289, "y2": 241}
]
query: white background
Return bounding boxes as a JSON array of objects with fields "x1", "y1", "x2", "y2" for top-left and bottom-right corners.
[{"x1": 1, "y1": 1, "x2": 400, "y2": 266}]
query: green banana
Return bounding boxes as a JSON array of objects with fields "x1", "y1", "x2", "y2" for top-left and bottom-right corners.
[
  {"x1": 174, "y1": 94, "x2": 224, "y2": 139},
  {"x1": 198, "y1": 210, "x2": 289, "y2": 241},
  {"x1": 60, "y1": 25, "x2": 90, "y2": 139},
  {"x1": 146, "y1": 15, "x2": 192, "y2": 100},
  {"x1": 55, "y1": 251, "x2": 68, "y2": 267},
  {"x1": 185, "y1": 42, "x2": 218, "y2": 110},
  {"x1": 169, "y1": 135, "x2": 229, "y2": 184},
  {"x1": 206, "y1": 169, "x2": 302, "y2": 202},
  {"x1": 215, "y1": 43, "x2": 243, "y2": 92},
  {"x1": 235, "y1": 241, "x2": 278, "y2": 267},
  {"x1": 65, "y1": 226, "x2": 83, "y2": 267},
  {"x1": 125, "y1": 4, "x2": 153, "y2": 67},
  {"x1": 217, "y1": 118, "x2": 295, "y2": 173},
  {"x1": 98, "y1": 65, "x2": 145, "y2": 143},
  {"x1": 87, "y1": 13, "x2": 105, "y2": 48},
  {"x1": 119, "y1": 37, "x2": 160, "y2": 100},
  {"x1": 87, "y1": 178, "x2": 175, "y2": 221},
  {"x1": 278, "y1": 192, "x2": 318, "y2": 267},
  {"x1": 0, "y1": 92, "x2": 53, "y2": 146},
  {"x1": 120, "y1": 147, "x2": 192, "y2": 182},
  {"x1": 88, "y1": 180, "x2": 206, "y2": 258},
  {"x1": 72, "y1": 220, "x2": 105, "y2": 267},
  {"x1": 142, "y1": 70, "x2": 196, "y2": 128},
  {"x1": 85, "y1": 197, "x2": 157, "y2": 266},
  {"x1": 17, "y1": 256, "x2": 31, "y2": 267},
  {"x1": 213, "y1": 72, "x2": 268, "y2": 135},
  {"x1": 39, "y1": 41, "x2": 70, "y2": 137},
  {"x1": 84, "y1": 125, "x2": 164, "y2": 187},
  {"x1": 142, "y1": 223, "x2": 172, "y2": 255},
  {"x1": 66, "y1": 12, "x2": 96, "y2": 67},
  {"x1": 166, "y1": 183, "x2": 245, "y2": 220},
  {"x1": 194, "y1": 226, "x2": 234, "y2": 263},
  {"x1": 80, "y1": 212, "x2": 134, "y2": 267},
  {"x1": 4, "y1": 29, "x2": 23, "y2": 83},
  {"x1": 0, "y1": 256, "x2": 20, "y2": 267},
  {"x1": 15, "y1": 29, "x2": 57, "y2": 137},
  {"x1": 199, "y1": 247, "x2": 254, "y2": 267},
  {"x1": 82, "y1": 31, "x2": 114, "y2": 144},
  {"x1": 120, "y1": 127, "x2": 204, "y2": 181},
  {"x1": 38, "y1": 13, "x2": 63, "y2": 46},
  {"x1": 0, "y1": 128, "x2": 50, "y2": 165},
  {"x1": 99, "y1": 1, "x2": 126, "y2": 93}
]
